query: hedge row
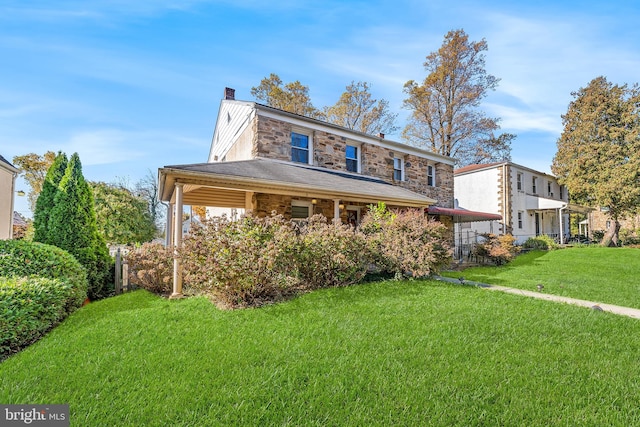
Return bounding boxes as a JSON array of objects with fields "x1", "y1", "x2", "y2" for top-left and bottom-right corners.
[
  {"x1": 128, "y1": 207, "x2": 453, "y2": 309},
  {"x1": 0, "y1": 240, "x2": 88, "y2": 360}
]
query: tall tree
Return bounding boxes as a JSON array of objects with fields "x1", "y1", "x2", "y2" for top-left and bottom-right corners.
[
  {"x1": 12, "y1": 151, "x2": 56, "y2": 212},
  {"x1": 91, "y1": 182, "x2": 157, "y2": 244},
  {"x1": 402, "y1": 29, "x2": 511, "y2": 165},
  {"x1": 48, "y1": 153, "x2": 113, "y2": 299},
  {"x1": 552, "y1": 76, "x2": 640, "y2": 246},
  {"x1": 324, "y1": 81, "x2": 399, "y2": 135},
  {"x1": 135, "y1": 169, "x2": 165, "y2": 230},
  {"x1": 251, "y1": 73, "x2": 323, "y2": 119},
  {"x1": 32, "y1": 152, "x2": 67, "y2": 245}
]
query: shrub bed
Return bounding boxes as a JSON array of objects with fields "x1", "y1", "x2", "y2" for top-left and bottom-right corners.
[
  {"x1": 175, "y1": 207, "x2": 451, "y2": 309},
  {"x1": 523, "y1": 235, "x2": 558, "y2": 250},
  {"x1": 0, "y1": 240, "x2": 88, "y2": 359},
  {"x1": 126, "y1": 243, "x2": 173, "y2": 295}
]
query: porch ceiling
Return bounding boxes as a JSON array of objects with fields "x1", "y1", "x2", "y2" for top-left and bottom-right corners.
[{"x1": 159, "y1": 158, "x2": 437, "y2": 208}]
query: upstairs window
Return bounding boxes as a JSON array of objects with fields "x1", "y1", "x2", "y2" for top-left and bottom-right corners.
[
  {"x1": 532, "y1": 176, "x2": 538, "y2": 194},
  {"x1": 547, "y1": 181, "x2": 553, "y2": 196},
  {"x1": 291, "y1": 132, "x2": 310, "y2": 164},
  {"x1": 346, "y1": 145, "x2": 359, "y2": 173},
  {"x1": 427, "y1": 165, "x2": 435, "y2": 187},
  {"x1": 517, "y1": 173, "x2": 523, "y2": 191},
  {"x1": 393, "y1": 157, "x2": 404, "y2": 181}
]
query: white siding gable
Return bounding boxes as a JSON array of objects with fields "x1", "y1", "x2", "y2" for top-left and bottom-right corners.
[{"x1": 208, "y1": 101, "x2": 255, "y2": 162}]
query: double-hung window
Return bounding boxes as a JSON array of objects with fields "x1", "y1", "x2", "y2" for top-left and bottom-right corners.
[
  {"x1": 517, "y1": 173, "x2": 523, "y2": 191},
  {"x1": 291, "y1": 132, "x2": 310, "y2": 164},
  {"x1": 427, "y1": 165, "x2": 435, "y2": 187},
  {"x1": 393, "y1": 157, "x2": 404, "y2": 181},
  {"x1": 291, "y1": 200, "x2": 312, "y2": 220},
  {"x1": 532, "y1": 176, "x2": 538, "y2": 194},
  {"x1": 346, "y1": 145, "x2": 359, "y2": 173},
  {"x1": 518, "y1": 211, "x2": 524, "y2": 229}
]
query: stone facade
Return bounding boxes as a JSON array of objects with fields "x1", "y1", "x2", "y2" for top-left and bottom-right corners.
[
  {"x1": 589, "y1": 209, "x2": 640, "y2": 234},
  {"x1": 252, "y1": 115, "x2": 454, "y2": 209}
]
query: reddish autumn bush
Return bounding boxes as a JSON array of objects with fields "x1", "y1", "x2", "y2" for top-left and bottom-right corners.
[
  {"x1": 126, "y1": 243, "x2": 173, "y2": 294},
  {"x1": 180, "y1": 214, "x2": 300, "y2": 308},
  {"x1": 473, "y1": 233, "x2": 520, "y2": 265},
  {"x1": 360, "y1": 205, "x2": 452, "y2": 278},
  {"x1": 295, "y1": 215, "x2": 371, "y2": 289}
]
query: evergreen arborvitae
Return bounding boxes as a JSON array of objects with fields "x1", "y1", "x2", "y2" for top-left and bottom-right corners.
[
  {"x1": 49, "y1": 153, "x2": 113, "y2": 299},
  {"x1": 32, "y1": 152, "x2": 67, "y2": 244}
]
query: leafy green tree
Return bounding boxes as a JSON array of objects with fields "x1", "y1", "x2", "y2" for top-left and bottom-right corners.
[
  {"x1": 48, "y1": 153, "x2": 113, "y2": 299},
  {"x1": 251, "y1": 73, "x2": 323, "y2": 119},
  {"x1": 12, "y1": 151, "x2": 56, "y2": 212},
  {"x1": 32, "y1": 152, "x2": 67, "y2": 244},
  {"x1": 91, "y1": 181, "x2": 157, "y2": 244},
  {"x1": 552, "y1": 76, "x2": 640, "y2": 246},
  {"x1": 402, "y1": 29, "x2": 512, "y2": 165},
  {"x1": 324, "y1": 81, "x2": 399, "y2": 136}
]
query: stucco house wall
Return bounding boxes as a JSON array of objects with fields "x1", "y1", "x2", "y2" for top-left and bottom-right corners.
[
  {"x1": 0, "y1": 155, "x2": 18, "y2": 239},
  {"x1": 454, "y1": 162, "x2": 571, "y2": 244}
]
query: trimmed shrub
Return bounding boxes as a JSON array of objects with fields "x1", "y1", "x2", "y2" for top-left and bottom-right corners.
[
  {"x1": 295, "y1": 215, "x2": 371, "y2": 289},
  {"x1": 360, "y1": 206, "x2": 452, "y2": 278},
  {"x1": 126, "y1": 243, "x2": 173, "y2": 295},
  {"x1": 523, "y1": 235, "x2": 559, "y2": 250},
  {"x1": 0, "y1": 276, "x2": 75, "y2": 360},
  {"x1": 473, "y1": 233, "x2": 520, "y2": 265},
  {"x1": 0, "y1": 239, "x2": 88, "y2": 311},
  {"x1": 180, "y1": 214, "x2": 300, "y2": 308}
]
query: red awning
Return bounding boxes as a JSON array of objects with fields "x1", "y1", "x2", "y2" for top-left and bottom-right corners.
[{"x1": 428, "y1": 206, "x2": 502, "y2": 223}]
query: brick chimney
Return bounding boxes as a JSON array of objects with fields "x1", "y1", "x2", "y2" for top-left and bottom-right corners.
[{"x1": 224, "y1": 87, "x2": 235, "y2": 100}]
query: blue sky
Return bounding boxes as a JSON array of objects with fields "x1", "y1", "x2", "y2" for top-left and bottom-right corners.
[{"x1": 3, "y1": 0, "x2": 640, "y2": 218}]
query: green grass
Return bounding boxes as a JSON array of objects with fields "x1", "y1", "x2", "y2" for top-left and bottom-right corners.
[
  {"x1": 443, "y1": 247, "x2": 640, "y2": 308},
  {"x1": 2, "y1": 281, "x2": 640, "y2": 426}
]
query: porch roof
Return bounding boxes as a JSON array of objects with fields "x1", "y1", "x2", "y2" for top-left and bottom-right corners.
[
  {"x1": 525, "y1": 195, "x2": 593, "y2": 214},
  {"x1": 159, "y1": 158, "x2": 437, "y2": 208},
  {"x1": 428, "y1": 206, "x2": 502, "y2": 223}
]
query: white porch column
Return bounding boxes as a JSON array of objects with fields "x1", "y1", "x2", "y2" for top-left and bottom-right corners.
[
  {"x1": 170, "y1": 183, "x2": 184, "y2": 299},
  {"x1": 165, "y1": 203, "x2": 174, "y2": 247},
  {"x1": 333, "y1": 199, "x2": 341, "y2": 224}
]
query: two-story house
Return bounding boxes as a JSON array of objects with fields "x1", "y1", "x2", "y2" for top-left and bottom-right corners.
[
  {"x1": 454, "y1": 162, "x2": 591, "y2": 245},
  {"x1": 0, "y1": 154, "x2": 19, "y2": 240},
  {"x1": 159, "y1": 88, "x2": 456, "y2": 236},
  {"x1": 158, "y1": 88, "x2": 458, "y2": 297}
]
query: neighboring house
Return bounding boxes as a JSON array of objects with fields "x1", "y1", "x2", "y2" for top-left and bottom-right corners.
[
  {"x1": 158, "y1": 87, "x2": 465, "y2": 297},
  {"x1": 587, "y1": 208, "x2": 640, "y2": 240},
  {"x1": 454, "y1": 162, "x2": 591, "y2": 245},
  {"x1": 0, "y1": 155, "x2": 19, "y2": 240}
]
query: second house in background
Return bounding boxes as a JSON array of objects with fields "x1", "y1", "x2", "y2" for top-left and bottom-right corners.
[{"x1": 455, "y1": 162, "x2": 591, "y2": 244}]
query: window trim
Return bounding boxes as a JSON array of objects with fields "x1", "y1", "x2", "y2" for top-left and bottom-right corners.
[
  {"x1": 427, "y1": 164, "x2": 436, "y2": 187},
  {"x1": 517, "y1": 211, "x2": 524, "y2": 229},
  {"x1": 532, "y1": 176, "x2": 538, "y2": 194},
  {"x1": 291, "y1": 200, "x2": 313, "y2": 220},
  {"x1": 346, "y1": 143, "x2": 361, "y2": 173},
  {"x1": 291, "y1": 129, "x2": 313, "y2": 165},
  {"x1": 516, "y1": 172, "x2": 523, "y2": 192},
  {"x1": 393, "y1": 157, "x2": 404, "y2": 181}
]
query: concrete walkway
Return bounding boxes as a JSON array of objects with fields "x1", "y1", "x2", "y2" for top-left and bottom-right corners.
[{"x1": 434, "y1": 276, "x2": 640, "y2": 320}]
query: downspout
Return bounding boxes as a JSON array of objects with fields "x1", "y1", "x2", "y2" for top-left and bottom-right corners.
[
  {"x1": 9, "y1": 170, "x2": 17, "y2": 239},
  {"x1": 502, "y1": 164, "x2": 508, "y2": 234},
  {"x1": 559, "y1": 204, "x2": 567, "y2": 245}
]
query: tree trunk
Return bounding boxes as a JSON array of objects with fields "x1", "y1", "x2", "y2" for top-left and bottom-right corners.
[{"x1": 601, "y1": 219, "x2": 620, "y2": 247}]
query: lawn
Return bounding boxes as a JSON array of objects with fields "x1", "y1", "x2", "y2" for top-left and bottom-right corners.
[
  {"x1": 2, "y1": 278, "x2": 640, "y2": 426},
  {"x1": 442, "y1": 247, "x2": 640, "y2": 309}
]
